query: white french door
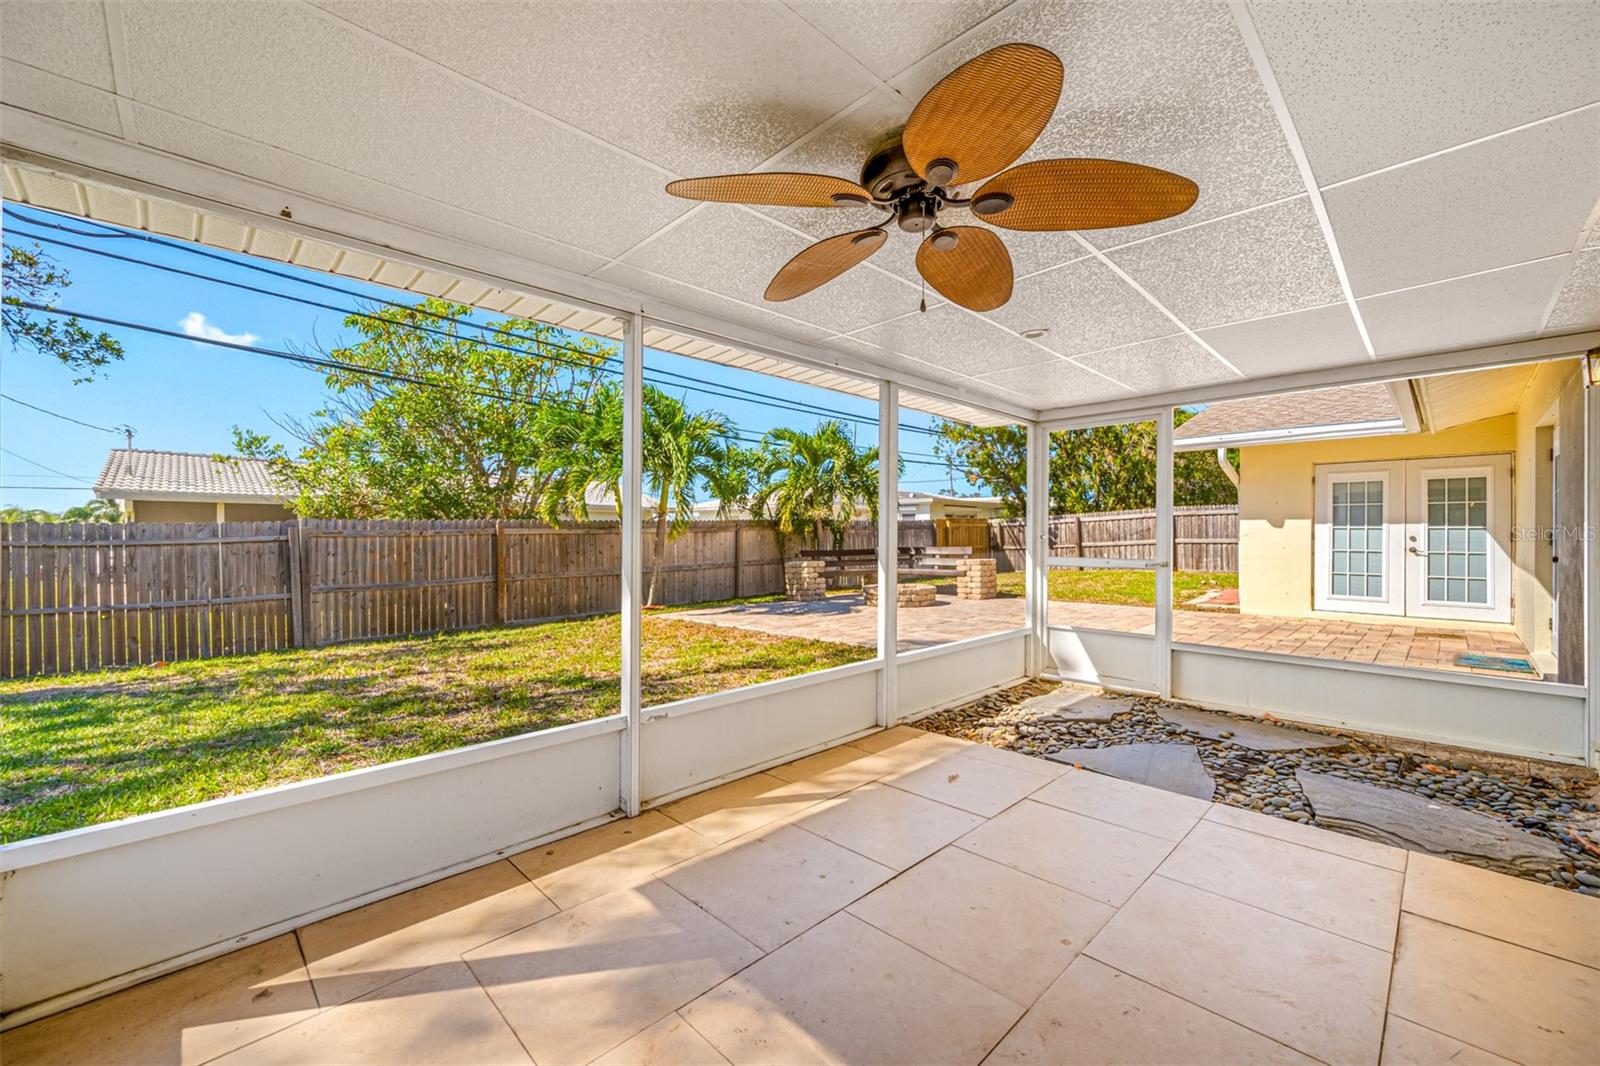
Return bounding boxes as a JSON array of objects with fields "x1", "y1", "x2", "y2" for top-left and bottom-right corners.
[{"x1": 1315, "y1": 455, "x2": 1511, "y2": 623}]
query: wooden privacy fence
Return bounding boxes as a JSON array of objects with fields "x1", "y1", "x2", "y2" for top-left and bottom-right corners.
[
  {"x1": 988, "y1": 505, "x2": 1238, "y2": 573},
  {"x1": 2, "y1": 517, "x2": 937, "y2": 678}
]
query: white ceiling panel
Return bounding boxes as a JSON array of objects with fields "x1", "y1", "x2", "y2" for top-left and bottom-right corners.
[
  {"x1": 1545, "y1": 250, "x2": 1600, "y2": 334},
  {"x1": 1359, "y1": 257, "x2": 1571, "y2": 360},
  {"x1": 992, "y1": 257, "x2": 1177, "y2": 357},
  {"x1": 313, "y1": 1, "x2": 878, "y2": 177},
  {"x1": 783, "y1": 0, "x2": 1012, "y2": 81},
  {"x1": 1071, "y1": 333, "x2": 1237, "y2": 394},
  {"x1": 1250, "y1": 1, "x2": 1600, "y2": 186},
  {"x1": 1195, "y1": 302, "x2": 1369, "y2": 379},
  {"x1": 1324, "y1": 107, "x2": 1600, "y2": 297},
  {"x1": 0, "y1": 0, "x2": 115, "y2": 90},
  {"x1": 1107, "y1": 197, "x2": 1344, "y2": 329},
  {"x1": 618, "y1": 206, "x2": 926, "y2": 335},
  {"x1": 851, "y1": 305, "x2": 1058, "y2": 378},
  {"x1": 971, "y1": 359, "x2": 1133, "y2": 408},
  {"x1": 0, "y1": 60, "x2": 123, "y2": 137},
  {"x1": 129, "y1": 107, "x2": 611, "y2": 277},
  {"x1": 120, "y1": 2, "x2": 687, "y2": 259},
  {"x1": 599, "y1": 261, "x2": 835, "y2": 347}
]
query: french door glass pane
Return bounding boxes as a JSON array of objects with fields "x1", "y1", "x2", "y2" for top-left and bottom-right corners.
[
  {"x1": 1330, "y1": 478, "x2": 1383, "y2": 599},
  {"x1": 1425, "y1": 475, "x2": 1488, "y2": 604}
]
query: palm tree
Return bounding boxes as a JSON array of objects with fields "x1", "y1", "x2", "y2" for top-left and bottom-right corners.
[
  {"x1": 640, "y1": 389, "x2": 731, "y2": 605},
  {"x1": 751, "y1": 421, "x2": 880, "y2": 548}
]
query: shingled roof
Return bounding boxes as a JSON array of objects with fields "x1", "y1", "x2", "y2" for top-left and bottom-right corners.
[
  {"x1": 93, "y1": 449, "x2": 293, "y2": 503},
  {"x1": 1174, "y1": 383, "x2": 1407, "y2": 450}
]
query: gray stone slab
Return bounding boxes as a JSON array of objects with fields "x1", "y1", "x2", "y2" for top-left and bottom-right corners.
[
  {"x1": 1156, "y1": 704, "x2": 1345, "y2": 752},
  {"x1": 1296, "y1": 771, "x2": 1566, "y2": 874},
  {"x1": 1047, "y1": 743, "x2": 1216, "y2": 801},
  {"x1": 1015, "y1": 691, "x2": 1131, "y2": 723}
]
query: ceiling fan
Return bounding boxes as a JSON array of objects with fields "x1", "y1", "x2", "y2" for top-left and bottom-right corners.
[{"x1": 665, "y1": 43, "x2": 1198, "y2": 313}]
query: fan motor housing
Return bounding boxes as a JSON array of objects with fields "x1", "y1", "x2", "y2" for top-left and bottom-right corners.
[{"x1": 859, "y1": 128, "x2": 923, "y2": 202}]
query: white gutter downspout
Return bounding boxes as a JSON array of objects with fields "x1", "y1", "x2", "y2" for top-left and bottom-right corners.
[{"x1": 1215, "y1": 448, "x2": 1239, "y2": 488}]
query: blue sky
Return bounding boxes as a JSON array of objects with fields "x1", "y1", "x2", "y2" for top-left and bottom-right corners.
[{"x1": 1, "y1": 204, "x2": 982, "y2": 512}]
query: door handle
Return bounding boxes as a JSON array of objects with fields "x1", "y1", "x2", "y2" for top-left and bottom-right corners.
[{"x1": 1407, "y1": 546, "x2": 1425, "y2": 557}]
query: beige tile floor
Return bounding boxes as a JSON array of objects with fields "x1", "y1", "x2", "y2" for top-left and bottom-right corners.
[{"x1": 9, "y1": 726, "x2": 1597, "y2": 1066}]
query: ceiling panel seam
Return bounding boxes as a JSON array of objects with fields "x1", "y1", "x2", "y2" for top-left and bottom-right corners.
[
  {"x1": 1356, "y1": 252, "x2": 1574, "y2": 303},
  {"x1": 768, "y1": 0, "x2": 908, "y2": 103},
  {"x1": 1231, "y1": 0, "x2": 1376, "y2": 360},
  {"x1": 1537, "y1": 194, "x2": 1600, "y2": 333},
  {"x1": 98, "y1": 0, "x2": 137, "y2": 141},
  {"x1": 1088, "y1": 192, "x2": 1309, "y2": 259}
]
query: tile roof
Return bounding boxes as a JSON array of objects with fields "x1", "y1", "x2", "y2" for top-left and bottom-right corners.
[
  {"x1": 1174, "y1": 383, "x2": 1402, "y2": 443},
  {"x1": 93, "y1": 449, "x2": 293, "y2": 502}
]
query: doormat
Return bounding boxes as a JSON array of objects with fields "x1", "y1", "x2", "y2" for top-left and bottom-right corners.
[{"x1": 1455, "y1": 653, "x2": 1539, "y2": 676}]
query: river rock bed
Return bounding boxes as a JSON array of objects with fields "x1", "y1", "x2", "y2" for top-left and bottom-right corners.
[{"x1": 917, "y1": 680, "x2": 1600, "y2": 894}]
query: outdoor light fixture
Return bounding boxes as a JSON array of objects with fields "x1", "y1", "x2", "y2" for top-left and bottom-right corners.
[
  {"x1": 1587, "y1": 347, "x2": 1599, "y2": 387},
  {"x1": 1021, "y1": 328, "x2": 1050, "y2": 340}
]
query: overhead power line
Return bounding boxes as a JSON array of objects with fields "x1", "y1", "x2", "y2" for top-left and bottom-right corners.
[
  {"x1": 0, "y1": 392, "x2": 127, "y2": 434},
  {"x1": 1, "y1": 447, "x2": 90, "y2": 482}
]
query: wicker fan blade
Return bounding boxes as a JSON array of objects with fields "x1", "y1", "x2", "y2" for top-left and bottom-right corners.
[
  {"x1": 766, "y1": 228, "x2": 888, "y2": 302},
  {"x1": 915, "y1": 227, "x2": 1013, "y2": 312},
  {"x1": 971, "y1": 159, "x2": 1199, "y2": 231},
  {"x1": 666, "y1": 172, "x2": 872, "y2": 208},
  {"x1": 902, "y1": 43, "x2": 1063, "y2": 187}
]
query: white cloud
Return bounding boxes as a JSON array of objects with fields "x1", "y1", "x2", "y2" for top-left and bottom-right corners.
[{"x1": 179, "y1": 311, "x2": 259, "y2": 347}]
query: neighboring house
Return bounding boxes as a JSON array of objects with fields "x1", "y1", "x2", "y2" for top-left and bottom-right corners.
[
  {"x1": 93, "y1": 448, "x2": 296, "y2": 522},
  {"x1": 1175, "y1": 361, "x2": 1586, "y2": 682},
  {"x1": 897, "y1": 490, "x2": 1006, "y2": 521}
]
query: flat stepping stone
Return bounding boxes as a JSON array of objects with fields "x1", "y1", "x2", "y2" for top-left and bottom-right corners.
[
  {"x1": 1047, "y1": 743, "x2": 1216, "y2": 801},
  {"x1": 1156, "y1": 704, "x2": 1345, "y2": 752},
  {"x1": 1296, "y1": 771, "x2": 1566, "y2": 874},
  {"x1": 1015, "y1": 691, "x2": 1130, "y2": 723}
]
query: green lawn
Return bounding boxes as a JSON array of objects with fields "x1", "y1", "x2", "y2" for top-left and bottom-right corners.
[
  {"x1": 993, "y1": 569, "x2": 1236, "y2": 606},
  {"x1": 0, "y1": 614, "x2": 870, "y2": 843}
]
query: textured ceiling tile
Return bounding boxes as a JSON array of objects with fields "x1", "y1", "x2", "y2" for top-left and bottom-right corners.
[
  {"x1": 992, "y1": 257, "x2": 1176, "y2": 356},
  {"x1": 826, "y1": 334, "x2": 953, "y2": 381},
  {"x1": 971, "y1": 359, "x2": 1132, "y2": 408},
  {"x1": 130, "y1": 107, "x2": 610, "y2": 277},
  {"x1": 1194, "y1": 302, "x2": 1369, "y2": 378},
  {"x1": 1358, "y1": 257, "x2": 1571, "y2": 359},
  {"x1": 1107, "y1": 196, "x2": 1343, "y2": 329},
  {"x1": 122, "y1": 2, "x2": 686, "y2": 258},
  {"x1": 1545, "y1": 250, "x2": 1600, "y2": 333},
  {"x1": 1250, "y1": 1, "x2": 1600, "y2": 185},
  {"x1": 1072, "y1": 333, "x2": 1239, "y2": 394},
  {"x1": 620, "y1": 207, "x2": 925, "y2": 334},
  {"x1": 316, "y1": 0, "x2": 877, "y2": 176},
  {"x1": 600, "y1": 261, "x2": 834, "y2": 345},
  {"x1": 0, "y1": 0, "x2": 114, "y2": 89},
  {"x1": 852, "y1": 305, "x2": 1057, "y2": 377},
  {"x1": 784, "y1": 0, "x2": 1013, "y2": 80},
  {"x1": 0, "y1": 59, "x2": 122, "y2": 136},
  {"x1": 1324, "y1": 108, "x2": 1600, "y2": 297},
  {"x1": 893, "y1": 1, "x2": 1303, "y2": 248}
]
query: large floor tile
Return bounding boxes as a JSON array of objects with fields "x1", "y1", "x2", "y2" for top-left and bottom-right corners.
[
  {"x1": 4, "y1": 935, "x2": 319, "y2": 1066},
  {"x1": 298, "y1": 860, "x2": 556, "y2": 1007},
  {"x1": 658, "y1": 772, "x2": 835, "y2": 844},
  {"x1": 1086, "y1": 876, "x2": 1391, "y2": 1065},
  {"x1": 1030, "y1": 767, "x2": 1210, "y2": 842},
  {"x1": 846, "y1": 725, "x2": 947, "y2": 754},
  {"x1": 659, "y1": 823, "x2": 894, "y2": 950},
  {"x1": 210, "y1": 962, "x2": 529, "y2": 1065},
  {"x1": 681, "y1": 913, "x2": 1020, "y2": 1065},
  {"x1": 766, "y1": 744, "x2": 886, "y2": 793},
  {"x1": 956, "y1": 799, "x2": 1174, "y2": 906},
  {"x1": 791, "y1": 781, "x2": 982, "y2": 869},
  {"x1": 986, "y1": 956, "x2": 1319, "y2": 1065},
  {"x1": 592, "y1": 1012, "x2": 731, "y2": 1065},
  {"x1": 885, "y1": 748, "x2": 1059, "y2": 817},
  {"x1": 1379, "y1": 1015, "x2": 1516, "y2": 1066},
  {"x1": 1388, "y1": 913, "x2": 1600, "y2": 1066},
  {"x1": 1157, "y1": 820, "x2": 1403, "y2": 949},
  {"x1": 1402, "y1": 853, "x2": 1600, "y2": 968},
  {"x1": 848, "y1": 846, "x2": 1112, "y2": 1006},
  {"x1": 845, "y1": 729, "x2": 971, "y2": 777},
  {"x1": 462, "y1": 880, "x2": 760, "y2": 1065},
  {"x1": 1204, "y1": 802, "x2": 1407, "y2": 871},
  {"x1": 509, "y1": 811, "x2": 713, "y2": 910}
]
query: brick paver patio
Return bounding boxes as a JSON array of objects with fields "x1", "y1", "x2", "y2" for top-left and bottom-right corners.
[{"x1": 676, "y1": 592, "x2": 1543, "y2": 679}]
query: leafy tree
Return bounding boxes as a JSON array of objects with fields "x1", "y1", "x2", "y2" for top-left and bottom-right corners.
[
  {"x1": 235, "y1": 299, "x2": 614, "y2": 518},
  {"x1": 931, "y1": 409, "x2": 1236, "y2": 515},
  {"x1": 1, "y1": 244, "x2": 125, "y2": 382},
  {"x1": 751, "y1": 421, "x2": 880, "y2": 548},
  {"x1": 1, "y1": 498, "x2": 123, "y2": 523}
]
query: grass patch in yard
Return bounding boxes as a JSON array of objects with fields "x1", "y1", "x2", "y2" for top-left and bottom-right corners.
[
  {"x1": 0, "y1": 615, "x2": 869, "y2": 843},
  {"x1": 993, "y1": 569, "x2": 1235, "y2": 607}
]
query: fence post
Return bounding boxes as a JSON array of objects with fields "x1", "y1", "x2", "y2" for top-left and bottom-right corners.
[
  {"x1": 732, "y1": 522, "x2": 742, "y2": 600},
  {"x1": 494, "y1": 520, "x2": 507, "y2": 626},
  {"x1": 287, "y1": 520, "x2": 305, "y2": 648}
]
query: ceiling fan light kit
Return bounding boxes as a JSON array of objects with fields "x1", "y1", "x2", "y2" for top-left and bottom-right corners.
[{"x1": 665, "y1": 42, "x2": 1199, "y2": 312}]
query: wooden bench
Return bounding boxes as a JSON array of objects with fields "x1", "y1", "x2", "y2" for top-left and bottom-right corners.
[
  {"x1": 797, "y1": 547, "x2": 878, "y2": 582},
  {"x1": 895, "y1": 544, "x2": 972, "y2": 578}
]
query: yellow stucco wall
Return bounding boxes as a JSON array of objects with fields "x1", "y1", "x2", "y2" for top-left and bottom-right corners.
[
  {"x1": 1507, "y1": 361, "x2": 1580, "y2": 664},
  {"x1": 1237, "y1": 415, "x2": 1517, "y2": 618}
]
